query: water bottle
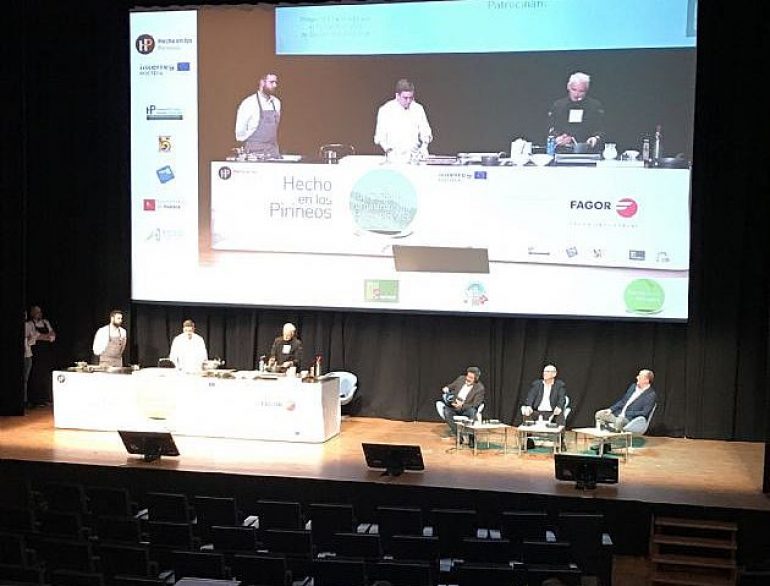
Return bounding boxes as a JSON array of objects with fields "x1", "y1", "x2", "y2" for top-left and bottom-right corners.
[
  {"x1": 258, "y1": 355, "x2": 266, "y2": 372},
  {"x1": 652, "y1": 124, "x2": 662, "y2": 166},
  {"x1": 641, "y1": 135, "x2": 651, "y2": 165},
  {"x1": 546, "y1": 135, "x2": 556, "y2": 155}
]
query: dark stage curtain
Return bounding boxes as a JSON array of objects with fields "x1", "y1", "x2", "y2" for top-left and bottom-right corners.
[{"x1": 5, "y1": 1, "x2": 770, "y2": 442}]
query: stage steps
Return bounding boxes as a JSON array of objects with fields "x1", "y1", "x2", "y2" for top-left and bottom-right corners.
[{"x1": 649, "y1": 516, "x2": 737, "y2": 586}]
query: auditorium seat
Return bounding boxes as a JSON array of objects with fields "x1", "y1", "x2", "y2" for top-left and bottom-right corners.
[
  {"x1": 253, "y1": 500, "x2": 302, "y2": 531},
  {"x1": 366, "y1": 559, "x2": 433, "y2": 586},
  {"x1": 522, "y1": 539, "x2": 572, "y2": 566},
  {"x1": 208, "y1": 525, "x2": 259, "y2": 555},
  {"x1": 172, "y1": 550, "x2": 228, "y2": 581},
  {"x1": 95, "y1": 542, "x2": 156, "y2": 583},
  {"x1": 330, "y1": 531, "x2": 381, "y2": 559},
  {"x1": 311, "y1": 557, "x2": 366, "y2": 586},
  {"x1": 39, "y1": 510, "x2": 90, "y2": 539},
  {"x1": 93, "y1": 515, "x2": 144, "y2": 544},
  {"x1": 40, "y1": 482, "x2": 89, "y2": 515},
  {"x1": 385, "y1": 535, "x2": 440, "y2": 562},
  {"x1": 86, "y1": 486, "x2": 136, "y2": 519},
  {"x1": 147, "y1": 520, "x2": 197, "y2": 572},
  {"x1": 500, "y1": 510, "x2": 550, "y2": 552},
  {"x1": 460, "y1": 537, "x2": 513, "y2": 564},
  {"x1": 51, "y1": 569, "x2": 106, "y2": 586},
  {"x1": 28, "y1": 536, "x2": 98, "y2": 578},
  {"x1": 142, "y1": 492, "x2": 194, "y2": 524},
  {"x1": 231, "y1": 553, "x2": 290, "y2": 586},
  {"x1": 308, "y1": 503, "x2": 355, "y2": 551},
  {"x1": 556, "y1": 512, "x2": 612, "y2": 585},
  {"x1": 0, "y1": 505, "x2": 38, "y2": 533},
  {"x1": 0, "y1": 562, "x2": 46, "y2": 586},
  {"x1": 260, "y1": 529, "x2": 312, "y2": 558},
  {"x1": 455, "y1": 562, "x2": 522, "y2": 586},
  {"x1": 375, "y1": 506, "x2": 423, "y2": 545},
  {"x1": 526, "y1": 565, "x2": 581, "y2": 586},
  {"x1": 429, "y1": 508, "x2": 477, "y2": 557},
  {"x1": 193, "y1": 496, "x2": 241, "y2": 526},
  {"x1": 0, "y1": 531, "x2": 31, "y2": 566},
  {"x1": 111, "y1": 576, "x2": 166, "y2": 586}
]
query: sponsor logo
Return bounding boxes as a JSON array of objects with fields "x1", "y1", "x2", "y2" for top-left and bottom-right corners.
[
  {"x1": 464, "y1": 282, "x2": 488, "y2": 307},
  {"x1": 656, "y1": 251, "x2": 670, "y2": 263},
  {"x1": 143, "y1": 198, "x2": 182, "y2": 212},
  {"x1": 138, "y1": 63, "x2": 192, "y2": 77},
  {"x1": 135, "y1": 34, "x2": 193, "y2": 53},
  {"x1": 145, "y1": 227, "x2": 184, "y2": 242},
  {"x1": 146, "y1": 105, "x2": 183, "y2": 121},
  {"x1": 592, "y1": 248, "x2": 603, "y2": 258},
  {"x1": 218, "y1": 166, "x2": 232, "y2": 180},
  {"x1": 565, "y1": 246, "x2": 578, "y2": 258},
  {"x1": 629, "y1": 250, "x2": 646, "y2": 261},
  {"x1": 624, "y1": 279, "x2": 665, "y2": 314},
  {"x1": 364, "y1": 279, "x2": 399, "y2": 303},
  {"x1": 56, "y1": 374, "x2": 66, "y2": 384},
  {"x1": 437, "y1": 170, "x2": 480, "y2": 183},
  {"x1": 135, "y1": 34, "x2": 155, "y2": 54},
  {"x1": 570, "y1": 200, "x2": 612, "y2": 210},
  {"x1": 527, "y1": 246, "x2": 550, "y2": 257},
  {"x1": 156, "y1": 165, "x2": 174, "y2": 184},
  {"x1": 158, "y1": 136, "x2": 172, "y2": 152},
  {"x1": 616, "y1": 197, "x2": 639, "y2": 218}
]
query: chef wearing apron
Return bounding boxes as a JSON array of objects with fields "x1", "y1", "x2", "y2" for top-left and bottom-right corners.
[
  {"x1": 92, "y1": 309, "x2": 127, "y2": 367},
  {"x1": 234, "y1": 72, "x2": 281, "y2": 158}
]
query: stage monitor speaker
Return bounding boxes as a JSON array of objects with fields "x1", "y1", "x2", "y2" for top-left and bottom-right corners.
[
  {"x1": 118, "y1": 430, "x2": 180, "y2": 462},
  {"x1": 555, "y1": 453, "x2": 618, "y2": 490},
  {"x1": 362, "y1": 442, "x2": 424, "y2": 477}
]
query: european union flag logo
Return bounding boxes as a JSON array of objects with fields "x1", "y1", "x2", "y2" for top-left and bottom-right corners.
[
  {"x1": 156, "y1": 165, "x2": 175, "y2": 184},
  {"x1": 474, "y1": 171, "x2": 487, "y2": 179},
  {"x1": 177, "y1": 62, "x2": 190, "y2": 71}
]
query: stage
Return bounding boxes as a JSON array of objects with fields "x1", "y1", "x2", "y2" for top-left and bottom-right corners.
[{"x1": 1, "y1": 407, "x2": 767, "y2": 513}]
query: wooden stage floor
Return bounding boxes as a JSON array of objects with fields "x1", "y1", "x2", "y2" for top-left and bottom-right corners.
[{"x1": 1, "y1": 407, "x2": 768, "y2": 512}]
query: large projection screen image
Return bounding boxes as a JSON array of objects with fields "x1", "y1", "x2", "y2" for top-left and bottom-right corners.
[{"x1": 130, "y1": 0, "x2": 696, "y2": 320}]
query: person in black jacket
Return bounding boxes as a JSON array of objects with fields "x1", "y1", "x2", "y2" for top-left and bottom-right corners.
[
  {"x1": 439, "y1": 366, "x2": 485, "y2": 436},
  {"x1": 520, "y1": 364, "x2": 567, "y2": 425}
]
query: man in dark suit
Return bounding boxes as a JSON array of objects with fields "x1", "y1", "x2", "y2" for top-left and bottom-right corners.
[
  {"x1": 520, "y1": 364, "x2": 567, "y2": 425},
  {"x1": 438, "y1": 366, "x2": 485, "y2": 437},
  {"x1": 595, "y1": 369, "x2": 657, "y2": 431}
]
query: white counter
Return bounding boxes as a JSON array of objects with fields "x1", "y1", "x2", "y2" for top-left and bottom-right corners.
[{"x1": 52, "y1": 370, "x2": 340, "y2": 443}]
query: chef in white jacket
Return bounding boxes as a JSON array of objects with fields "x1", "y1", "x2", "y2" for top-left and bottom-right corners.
[{"x1": 169, "y1": 319, "x2": 208, "y2": 373}]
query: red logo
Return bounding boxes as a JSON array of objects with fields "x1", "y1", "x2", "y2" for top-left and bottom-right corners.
[
  {"x1": 616, "y1": 198, "x2": 638, "y2": 218},
  {"x1": 143, "y1": 199, "x2": 156, "y2": 211}
]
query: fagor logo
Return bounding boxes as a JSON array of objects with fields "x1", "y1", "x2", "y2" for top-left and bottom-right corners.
[
  {"x1": 135, "y1": 34, "x2": 155, "y2": 54},
  {"x1": 616, "y1": 198, "x2": 639, "y2": 218}
]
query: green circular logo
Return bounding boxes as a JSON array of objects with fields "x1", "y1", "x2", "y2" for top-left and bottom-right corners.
[
  {"x1": 349, "y1": 169, "x2": 417, "y2": 235},
  {"x1": 624, "y1": 279, "x2": 665, "y2": 314}
]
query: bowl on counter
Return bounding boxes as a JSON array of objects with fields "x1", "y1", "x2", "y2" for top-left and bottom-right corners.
[{"x1": 530, "y1": 153, "x2": 554, "y2": 167}]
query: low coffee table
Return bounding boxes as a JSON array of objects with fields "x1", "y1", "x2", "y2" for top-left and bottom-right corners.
[
  {"x1": 572, "y1": 427, "x2": 633, "y2": 462},
  {"x1": 516, "y1": 422, "x2": 565, "y2": 455},
  {"x1": 455, "y1": 420, "x2": 513, "y2": 455}
]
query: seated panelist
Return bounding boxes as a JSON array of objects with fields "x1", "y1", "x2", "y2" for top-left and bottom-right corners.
[
  {"x1": 520, "y1": 364, "x2": 567, "y2": 426},
  {"x1": 438, "y1": 366, "x2": 485, "y2": 436}
]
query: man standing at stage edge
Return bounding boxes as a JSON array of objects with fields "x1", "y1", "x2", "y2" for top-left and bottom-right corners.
[{"x1": 92, "y1": 309, "x2": 127, "y2": 367}]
